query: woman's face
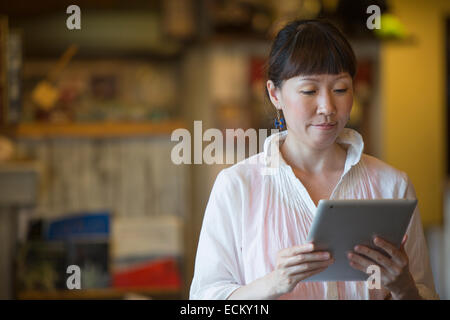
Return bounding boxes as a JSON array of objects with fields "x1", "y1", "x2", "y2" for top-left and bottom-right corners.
[{"x1": 267, "y1": 72, "x2": 353, "y2": 149}]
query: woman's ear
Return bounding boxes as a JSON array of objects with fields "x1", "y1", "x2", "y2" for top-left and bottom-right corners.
[{"x1": 266, "y1": 80, "x2": 282, "y2": 110}]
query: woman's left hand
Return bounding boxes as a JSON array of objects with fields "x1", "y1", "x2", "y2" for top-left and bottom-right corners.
[{"x1": 347, "y1": 234, "x2": 422, "y2": 299}]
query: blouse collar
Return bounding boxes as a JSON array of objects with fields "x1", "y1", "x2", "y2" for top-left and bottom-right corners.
[{"x1": 262, "y1": 128, "x2": 365, "y2": 175}]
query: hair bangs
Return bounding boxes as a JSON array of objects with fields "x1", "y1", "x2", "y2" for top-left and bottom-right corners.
[{"x1": 280, "y1": 23, "x2": 356, "y2": 81}]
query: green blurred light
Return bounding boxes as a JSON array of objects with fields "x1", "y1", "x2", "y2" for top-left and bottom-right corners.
[{"x1": 374, "y1": 13, "x2": 408, "y2": 39}]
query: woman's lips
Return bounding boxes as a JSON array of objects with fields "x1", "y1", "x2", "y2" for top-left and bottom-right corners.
[{"x1": 312, "y1": 123, "x2": 336, "y2": 130}]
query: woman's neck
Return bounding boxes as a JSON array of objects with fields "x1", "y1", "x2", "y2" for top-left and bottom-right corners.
[{"x1": 280, "y1": 132, "x2": 347, "y2": 175}]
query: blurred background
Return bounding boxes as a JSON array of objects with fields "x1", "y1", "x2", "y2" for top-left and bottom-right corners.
[{"x1": 0, "y1": 0, "x2": 448, "y2": 300}]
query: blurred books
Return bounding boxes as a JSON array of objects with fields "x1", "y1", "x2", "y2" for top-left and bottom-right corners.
[
  {"x1": 17, "y1": 211, "x2": 111, "y2": 291},
  {"x1": 111, "y1": 215, "x2": 183, "y2": 289},
  {"x1": 16, "y1": 240, "x2": 67, "y2": 291},
  {"x1": 113, "y1": 258, "x2": 181, "y2": 289},
  {"x1": 17, "y1": 212, "x2": 184, "y2": 292}
]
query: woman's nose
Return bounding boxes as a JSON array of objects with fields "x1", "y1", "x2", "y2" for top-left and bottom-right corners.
[{"x1": 317, "y1": 91, "x2": 337, "y2": 116}]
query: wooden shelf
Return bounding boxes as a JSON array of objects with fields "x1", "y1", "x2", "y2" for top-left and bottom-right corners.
[
  {"x1": 17, "y1": 287, "x2": 182, "y2": 300},
  {"x1": 3, "y1": 120, "x2": 186, "y2": 138}
]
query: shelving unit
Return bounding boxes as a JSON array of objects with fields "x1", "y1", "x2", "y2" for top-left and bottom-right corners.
[
  {"x1": 2, "y1": 120, "x2": 186, "y2": 138},
  {"x1": 17, "y1": 287, "x2": 181, "y2": 300}
]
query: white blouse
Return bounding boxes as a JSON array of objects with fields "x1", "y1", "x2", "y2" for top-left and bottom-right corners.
[{"x1": 189, "y1": 128, "x2": 439, "y2": 300}]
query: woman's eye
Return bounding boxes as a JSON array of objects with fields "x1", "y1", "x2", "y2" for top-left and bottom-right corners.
[{"x1": 300, "y1": 88, "x2": 348, "y2": 95}]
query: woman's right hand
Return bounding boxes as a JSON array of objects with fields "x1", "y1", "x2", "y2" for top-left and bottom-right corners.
[{"x1": 268, "y1": 242, "x2": 334, "y2": 298}]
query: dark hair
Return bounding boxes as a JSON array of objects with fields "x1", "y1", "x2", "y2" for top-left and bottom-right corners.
[{"x1": 266, "y1": 19, "x2": 357, "y2": 94}]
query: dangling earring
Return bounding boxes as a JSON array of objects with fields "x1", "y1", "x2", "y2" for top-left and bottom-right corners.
[{"x1": 274, "y1": 109, "x2": 286, "y2": 129}]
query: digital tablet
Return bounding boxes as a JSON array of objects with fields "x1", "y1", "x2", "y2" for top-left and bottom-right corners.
[{"x1": 303, "y1": 199, "x2": 417, "y2": 282}]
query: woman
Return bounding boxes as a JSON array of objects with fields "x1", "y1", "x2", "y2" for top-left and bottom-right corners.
[{"x1": 189, "y1": 19, "x2": 438, "y2": 300}]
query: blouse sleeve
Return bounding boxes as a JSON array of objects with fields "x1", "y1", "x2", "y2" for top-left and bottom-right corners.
[
  {"x1": 402, "y1": 174, "x2": 440, "y2": 300},
  {"x1": 189, "y1": 169, "x2": 244, "y2": 299}
]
